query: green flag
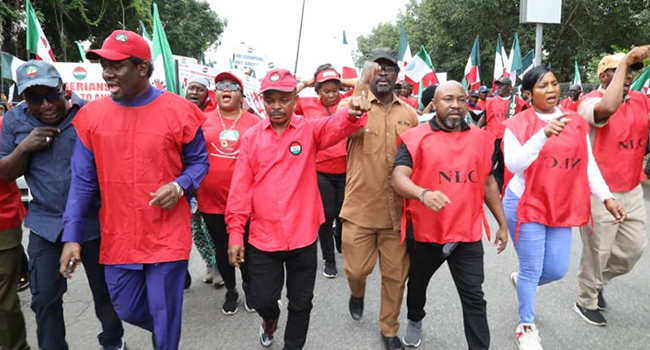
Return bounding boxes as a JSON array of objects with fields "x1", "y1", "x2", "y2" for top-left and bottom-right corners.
[
  {"x1": 26, "y1": 0, "x2": 55, "y2": 61},
  {"x1": 631, "y1": 66, "x2": 650, "y2": 92},
  {"x1": 75, "y1": 41, "x2": 87, "y2": 63},
  {"x1": 151, "y1": 3, "x2": 178, "y2": 93},
  {"x1": 509, "y1": 33, "x2": 522, "y2": 85},
  {"x1": 398, "y1": 26, "x2": 411, "y2": 62},
  {"x1": 573, "y1": 60, "x2": 582, "y2": 87}
]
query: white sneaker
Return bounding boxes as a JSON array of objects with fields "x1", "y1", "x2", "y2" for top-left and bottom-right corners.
[
  {"x1": 516, "y1": 324, "x2": 543, "y2": 350},
  {"x1": 510, "y1": 272, "x2": 518, "y2": 290}
]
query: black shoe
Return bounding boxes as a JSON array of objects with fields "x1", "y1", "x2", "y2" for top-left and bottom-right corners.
[
  {"x1": 323, "y1": 260, "x2": 338, "y2": 278},
  {"x1": 349, "y1": 295, "x2": 364, "y2": 320},
  {"x1": 17, "y1": 273, "x2": 29, "y2": 292},
  {"x1": 259, "y1": 319, "x2": 278, "y2": 347},
  {"x1": 573, "y1": 302, "x2": 607, "y2": 326},
  {"x1": 598, "y1": 290, "x2": 607, "y2": 311},
  {"x1": 222, "y1": 289, "x2": 239, "y2": 315},
  {"x1": 184, "y1": 270, "x2": 191, "y2": 290},
  {"x1": 382, "y1": 333, "x2": 405, "y2": 350}
]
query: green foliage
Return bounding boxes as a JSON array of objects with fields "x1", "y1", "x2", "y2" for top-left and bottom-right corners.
[
  {"x1": 357, "y1": 0, "x2": 650, "y2": 84},
  {"x1": 1, "y1": 0, "x2": 225, "y2": 62}
]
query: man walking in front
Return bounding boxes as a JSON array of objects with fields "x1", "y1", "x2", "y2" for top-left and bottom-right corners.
[
  {"x1": 59, "y1": 30, "x2": 209, "y2": 349},
  {"x1": 339, "y1": 48, "x2": 418, "y2": 350}
]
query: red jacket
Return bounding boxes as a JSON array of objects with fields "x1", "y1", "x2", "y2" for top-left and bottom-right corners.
[
  {"x1": 0, "y1": 116, "x2": 26, "y2": 232},
  {"x1": 400, "y1": 123, "x2": 494, "y2": 244},
  {"x1": 485, "y1": 96, "x2": 526, "y2": 139},
  {"x1": 504, "y1": 108, "x2": 591, "y2": 240},
  {"x1": 73, "y1": 92, "x2": 206, "y2": 264},
  {"x1": 579, "y1": 90, "x2": 650, "y2": 192}
]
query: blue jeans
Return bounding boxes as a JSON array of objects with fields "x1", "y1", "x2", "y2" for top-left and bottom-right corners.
[{"x1": 503, "y1": 189, "x2": 572, "y2": 324}]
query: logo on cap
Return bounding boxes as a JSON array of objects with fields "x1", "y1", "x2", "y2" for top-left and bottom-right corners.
[
  {"x1": 289, "y1": 141, "x2": 302, "y2": 156},
  {"x1": 26, "y1": 65, "x2": 38, "y2": 78},
  {"x1": 323, "y1": 71, "x2": 336, "y2": 77},
  {"x1": 73, "y1": 67, "x2": 87, "y2": 80},
  {"x1": 115, "y1": 34, "x2": 128, "y2": 43},
  {"x1": 270, "y1": 74, "x2": 281, "y2": 82}
]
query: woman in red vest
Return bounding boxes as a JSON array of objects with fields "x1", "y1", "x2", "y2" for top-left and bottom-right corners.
[
  {"x1": 502, "y1": 66, "x2": 625, "y2": 350},
  {"x1": 198, "y1": 72, "x2": 260, "y2": 315},
  {"x1": 294, "y1": 64, "x2": 351, "y2": 278}
]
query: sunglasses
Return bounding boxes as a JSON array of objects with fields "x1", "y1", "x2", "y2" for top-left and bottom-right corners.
[
  {"x1": 379, "y1": 65, "x2": 399, "y2": 74},
  {"x1": 24, "y1": 89, "x2": 63, "y2": 105},
  {"x1": 216, "y1": 82, "x2": 241, "y2": 91}
]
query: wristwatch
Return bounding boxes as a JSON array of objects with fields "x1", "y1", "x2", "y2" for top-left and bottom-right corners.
[
  {"x1": 172, "y1": 182, "x2": 184, "y2": 197},
  {"x1": 419, "y1": 188, "x2": 430, "y2": 204}
]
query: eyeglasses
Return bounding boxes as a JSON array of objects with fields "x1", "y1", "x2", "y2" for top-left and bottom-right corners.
[
  {"x1": 216, "y1": 82, "x2": 241, "y2": 91},
  {"x1": 379, "y1": 65, "x2": 399, "y2": 74},
  {"x1": 24, "y1": 89, "x2": 63, "y2": 105}
]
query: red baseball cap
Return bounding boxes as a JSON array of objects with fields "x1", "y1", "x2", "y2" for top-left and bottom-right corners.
[
  {"x1": 316, "y1": 69, "x2": 341, "y2": 83},
  {"x1": 259, "y1": 69, "x2": 297, "y2": 94},
  {"x1": 214, "y1": 71, "x2": 244, "y2": 92},
  {"x1": 86, "y1": 30, "x2": 151, "y2": 62}
]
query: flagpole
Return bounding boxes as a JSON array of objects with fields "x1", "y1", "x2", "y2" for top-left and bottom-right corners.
[{"x1": 293, "y1": 0, "x2": 306, "y2": 75}]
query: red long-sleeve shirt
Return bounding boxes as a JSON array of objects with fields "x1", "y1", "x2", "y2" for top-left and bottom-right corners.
[{"x1": 225, "y1": 107, "x2": 366, "y2": 252}]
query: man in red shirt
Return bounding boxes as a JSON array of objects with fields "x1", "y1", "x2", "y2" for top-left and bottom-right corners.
[
  {"x1": 477, "y1": 77, "x2": 526, "y2": 192},
  {"x1": 558, "y1": 84, "x2": 582, "y2": 112},
  {"x1": 226, "y1": 68, "x2": 371, "y2": 349},
  {"x1": 400, "y1": 81, "x2": 419, "y2": 110}
]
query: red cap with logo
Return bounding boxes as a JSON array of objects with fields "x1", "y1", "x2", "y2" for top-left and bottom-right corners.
[
  {"x1": 259, "y1": 69, "x2": 297, "y2": 94},
  {"x1": 86, "y1": 30, "x2": 151, "y2": 62},
  {"x1": 315, "y1": 69, "x2": 341, "y2": 83}
]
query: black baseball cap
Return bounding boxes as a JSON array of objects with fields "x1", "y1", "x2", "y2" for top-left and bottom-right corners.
[{"x1": 367, "y1": 48, "x2": 399, "y2": 66}]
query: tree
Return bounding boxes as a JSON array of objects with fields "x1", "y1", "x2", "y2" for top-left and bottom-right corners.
[
  {"x1": 357, "y1": 0, "x2": 650, "y2": 84},
  {"x1": 1, "y1": 0, "x2": 226, "y2": 62}
]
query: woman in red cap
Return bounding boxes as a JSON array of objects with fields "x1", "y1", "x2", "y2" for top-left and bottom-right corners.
[
  {"x1": 293, "y1": 64, "x2": 351, "y2": 278},
  {"x1": 198, "y1": 71, "x2": 260, "y2": 315}
]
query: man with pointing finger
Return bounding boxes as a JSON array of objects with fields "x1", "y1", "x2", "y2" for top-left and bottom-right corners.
[
  {"x1": 59, "y1": 30, "x2": 209, "y2": 350},
  {"x1": 0, "y1": 60, "x2": 125, "y2": 350}
]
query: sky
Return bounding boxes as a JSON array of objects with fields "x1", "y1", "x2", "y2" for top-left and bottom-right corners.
[{"x1": 205, "y1": 0, "x2": 411, "y2": 80}]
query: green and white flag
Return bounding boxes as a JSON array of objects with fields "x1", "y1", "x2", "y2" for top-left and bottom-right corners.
[
  {"x1": 573, "y1": 60, "x2": 582, "y2": 87},
  {"x1": 75, "y1": 41, "x2": 87, "y2": 63},
  {"x1": 26, "y1": 0, "x2": 56, "y2": 62},
  {"x1": 518, "y1": 50, "x2": 535, "y2": 80},
  {"x1": 151, "y1": 3, "x2": 178, "y2": 93},
  {"x1": 631, "y1": 66, "x2": 650, "y2": 93},
  {"x1": 1, "y1": 52, "x2": 26, "y2": 82}
]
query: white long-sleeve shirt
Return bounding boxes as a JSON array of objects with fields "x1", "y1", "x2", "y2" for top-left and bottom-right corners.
[{"x1": 503, "y1": 108, "x2": 613, "y2": 202}]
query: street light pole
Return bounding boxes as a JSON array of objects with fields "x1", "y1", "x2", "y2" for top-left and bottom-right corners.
[
  {"x1": 534, "y1": 23, "x2": 543, "y2": 66},
  {"x1": 294, "y1": 0, "x2": 306, "y2": 76}
]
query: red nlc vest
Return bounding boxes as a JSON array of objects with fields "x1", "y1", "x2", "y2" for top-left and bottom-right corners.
[
  {"x1": 0, "y1": 116, "x2": 26, "y2": 232},
  {"x1": 73, "y1": 92, "x2": 206, "y2": 265},
  {"x1": 579, "y1": 90, "x2": 650, "y2": 192},
  {"x1": 503, "y1": 108, "x2": 591, "y2": 241},
  {"x1": 399, "y1": 123, "x2": 494, "y2": 244}
]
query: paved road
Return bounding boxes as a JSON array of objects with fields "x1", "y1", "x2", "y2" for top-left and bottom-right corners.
[{"x1": 18, "y1": 187, "x2": 650, "y2": 349}]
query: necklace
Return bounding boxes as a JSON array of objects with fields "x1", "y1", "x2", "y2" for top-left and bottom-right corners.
[{"x1": 217, "y1": 106, "x2": 243, "y2": 149}]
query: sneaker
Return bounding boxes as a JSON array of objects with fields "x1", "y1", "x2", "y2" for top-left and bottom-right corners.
[
  {"x1": 597, "y1": 290, "x2": 607, "y2": 311},
  {"x1": 323, "y1": 260, "x2": 338, "y2": 278},
  {"x1": 259, "y1": 319, "x2": 278, "y2": 347},
  {"x1": 510, "y1": 272, "x2": 518, "y2": 290},
  {"x1": 102, "y1": 339, "x2": 127, "y2": 350},
  {"x1": 573, "y1": 302, "x2": 606, "y2": 326},
  {"x1": 222, "y1": 290, "x2": 239, "y2": 315},
  {"x1": 382, "y1": 333, "x2": 405, "y2": 350},
  {"x1": 17, "y1": 273, "x2": 29, "y2": 292},
  {"x1": 349, "y1": 295, "x2": 364, "y2": 320},
  {"x1": 212, "y1": 270, "x2": 225, "y2": 288},
  {"x1": 515, "y1": 324, "x2": 543, "y2": 350},
  {"x1": 402, "y1": 320, "x2": 422, "y2": 347},
  {"x1": 245, "y1": 293, "x2": 256, "y2": 313},
  {"x1": 202, "y1": 266, "x2": 213, "y2": 284}
]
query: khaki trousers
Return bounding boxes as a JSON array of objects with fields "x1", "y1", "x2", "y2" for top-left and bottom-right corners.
[
  {"x1": 578, "y1": 184, "x2": 648, "y2": 309},
  {"x1": 0, "y1": 226, "x2": 29, "y2": 350},
  {"x1": 342, "y1": 221, "x2": 409, "y2": 337}
]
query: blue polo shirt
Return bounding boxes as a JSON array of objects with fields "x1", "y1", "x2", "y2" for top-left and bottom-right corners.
[{"x1": 0, "y1": 94, "x2": 101, "y2": 243}]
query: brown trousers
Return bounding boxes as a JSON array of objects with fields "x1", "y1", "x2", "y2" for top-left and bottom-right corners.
[
  {"x1": 578, "y1": 184, "x2": 648, "y2": 309},
  {"x1": 342, "y1": 221, "x2": 409, "y2": 337}
]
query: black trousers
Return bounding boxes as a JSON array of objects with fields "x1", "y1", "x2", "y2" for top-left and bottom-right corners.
[
  {"x1": 27, "y1": 232, "x2": 124, "y2": 350},
  {"x1": 491, "y1": 138, "x2": 504, "y2": 193},
  {"x1": 316, "y1": 172, "x2": 345, "y2": 259},
  {"x1": 406, "y1": 239, "x2": 489, "y2": 350},
  {"x1": 248, "y1": 242, "x2": 317, "y2": 350},
  {"x1": 201, "y1": 213, "x2": 250, "y2": 292}
]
